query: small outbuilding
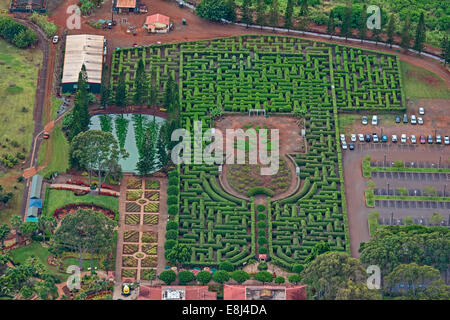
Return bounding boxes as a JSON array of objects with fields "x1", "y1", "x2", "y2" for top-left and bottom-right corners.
[
  {"x1": 113, "y1": 0, "x2": 139, "y2": 13},
  {"x1": 26, "y1": 174, "x2": 43, "y2": 222},
  {"x1": 143, "y1": 14, "x2": 172, "y2": 33},
  {"x1": 9, "y1": 0, "x2": 47, "y2": 13}
]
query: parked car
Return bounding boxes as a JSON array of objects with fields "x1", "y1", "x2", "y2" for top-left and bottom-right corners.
[
  {"x1": 420, "y1": 135, "x2": 426, "y2": 144},
  {"x1": 358, "y1": 133, "x2": 364, "y2": 142},
  {"x1": 52, "y1": 35, "x2": 59, "y2": 44},
  {"x1": 372, "y1": 115, "x2": 378, "y2": 125},
  {"x1": 427, "y1": 135, "x2": 433, "y2": 144},
  {"x1": 419, "y1": 107, "x2": 425, "y2": 115},
  {"x1": 411, "y1": 135, "x2": 416, "y2": 144},
  {"x1": 341, "y1": 142, "x2": 348, "y2": 150},
  {"x1": 392, "y1": 135, "x2": 398, "y2": 143},
  {"x1": 436, "y1": 135, "x2": 442, "y2": 144},
  {"x1": 411, "y1": 115, "x2": 417, "y2": 125},
  {"x1": 418, "y1": 117, "x2": 423, "y2": 125},
  {"x1": 444, "y1": 136, "x2": 450, "y2": 145},
  {"x1": 381, "y1": 135, "x2": 388, "y2": 143},
  {"x1": 349, "y1": 143, "x2": 355, "y2": 150},
  {"x1": 403, "y1": 114, "x2": 408, "y2": 123},
  {"x1": 340, "y1": 134, "x2": 346, "y2": 142},
  {"x1": 365, "y1": 134, "x2": 371, "y2": 142},
  {"x1": 395, "y1": 115, "x2": 401, "y2": 123},
  {"x1": 362, "y1": 116, "x2": 368, "y2": 125},
  {"x1": 401, "y1": 134, "x2": 407, "y2": 143},
  {"x1": 351, "y1": 134, "x2": 357, "y2": 142},
  {"x1": 373, "y1": 133, "x2": 379, "y2": 143},
  {"x1": 43, "y1": 132, "x2": 50, "y2": 139}
]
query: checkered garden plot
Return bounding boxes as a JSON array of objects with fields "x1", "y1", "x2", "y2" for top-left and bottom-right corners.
[{"x1": 110, "y1": 35, "x2": 405, "y2": 271}]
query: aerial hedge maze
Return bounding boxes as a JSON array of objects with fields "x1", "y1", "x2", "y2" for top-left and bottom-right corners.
[{"x1": 111, "y1": 35, "x2": 405, "y2": 271}]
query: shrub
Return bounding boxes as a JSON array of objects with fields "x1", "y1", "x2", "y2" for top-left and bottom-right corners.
[
  {"x1": 20, "y1": 286, "x2": 33, "y2": 299},
  {"x1": 393, "y1": 160, "x2": 404, "y2": 168},
  {"x1": 219, "y1": 261, "x2": 234, "y2": 272},
  {"x1": 424, "y1": 186, "x2": 437, "y2": 197},
  {"x1": 231, "y1": 270, "x2": 250, "y2": 284},
  {"x1": 165, "y1": 230, "x2": 178, "y2": 240},
  {"x1": 178, "y1": 270, "x2": 195, "y2": 285},
  {"x1": 275, "y1": 276, "x2": 285, "y2": 284},
  {"x1": 168, "y1": 205, "x2": 179, "y2": 216},
  {"x1": 257, "y1": 262, "x2": 268, "y2": 271},
  {"x1": 258, "y1": 229, "x2": 266, "y2": 237},
  {"x1": 256, "y1": 204, "x2": 266, "y2": 212},
  {"x1": 166, "y1": 221, "x2": 178, "y2": 231},
  {"x1": 292, "y1": 264, "x2": 304, "y2": 273},
  {"x1": 288, "y1": 274, "x2": 301, "y2": 284},
  {"x1": 164, "y1": 239, "x2": 177, "y2": 251},
  {"x1": 368, "y1": 210, "x2": 380, "y2": 236},
  {"x1": 168, "y1": 171, "x2": 179, "y2": 179},
  {"x1": 246, "y1": 187, "x2": 274, "y2": 197},
  {"x1": 257, "y1": 221, "x2": 266, "y2": 228},
  {"x1": 257, "y1": 213, "x2": 266, "y2": 221},
  {"x1": 168, "y1": 177, "x2": 178, "y2": 186},
  {"x1": 167, "y1": 186, "x2": 179, "y2": 196},
  {"x1": 212, "y1": 270, "x2": 230, "y2": 283},
  {"x1": 397, "y1": 187, "x2": 408, "y2": 196},
  {"x1": 257, "y1": 237, "x2": 267, "y2": 245},
  {"x1": 30, "y1": 13, "x2": 58, "y2": 37},
  {"x1": 258, "y1": 246, "x2": 268, "y2": 254},
  {"x1": 167, "y1": 195, "x2": 178, "y2": 205},
  {"x1": 159, "y1": 270, "x2": 176, "y2": 284},
  {"x1": 254, "y1": 271, "x2": 273, "y2": 283},
  {"x1": 196, "y1": 270, "x2": 212, "y2": 284}
]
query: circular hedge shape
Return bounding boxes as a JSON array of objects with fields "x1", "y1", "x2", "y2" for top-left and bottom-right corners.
[
  {"x1": 196, "y1": 270, "x2": 212, "y2": 284},
  {"x1": 212, "y1": 270, "x2": 230, "y2": 284},
  {"x1": 168, "y1": 171, "x2": 179, "y2": 179},
  {"x1": 159, "y1": 270, "x2": 176, "y2": 285},
  {"x1": 258, "y1": 229, "x2": 266, "y2": 237},
  {"x1": 165, "y1": 229, "x2": 178, "y2": 240},
  {"x1": 257, "y1": 213, "x2": 266, "y2": 221},
  {"x1": 168, "y1": 205, "x2": 179, "y2": 216},
  {"x1": 257, "y1": 237, "x2": 267, "y2": 245},
  {"x1": 292, "y1": 264, "x2": 305, "y2": 273},
  {"x1": 166, "y1": 221, "x2": 178, "y2": 231},
  {"x1": 167, "y1": 186, "x2": 179, "y2": 196},
  {"x1": 168, "y1": 177, "x2": 178, "y2": 186},
  {"x1": 167, "y1": 196, "x2": 178, "y2": 205},
  {"x1": 258, "y1": 246, "x2": 268, "y2": 254},
  {"x1": 256, "y1": 204, "x2": 266, "y2": 212},
  {"x1": 257, "y1": 221, "x2": 266, "y2": 229},
  {"x1": 231, "y1": 270, "x2": 250, "y2": 284},
  {"x1": 178, "y1": 270, "x2": 195, "y2": 285},
  {"x1": 219, "y1": 261, "x2": 234, "y2": 272},
  {"x1": 164, "y1": 239, "x2": 177, "y2": 251},
  {"x1": 257, "y1": 262, "x2": 268, "y2": 271},
  {"x1": 275, "y1": 276, "x2": 285, "y2": 284}
]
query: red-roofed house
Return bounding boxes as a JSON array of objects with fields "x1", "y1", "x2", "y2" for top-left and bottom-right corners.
[
  {"x1": 144, "y1": 14, "x2": 172, "y2": 33},
  {"x1": 138, "y1": 286, "x2": 217, "y2": 300},
  {"x1": 223, "y1": 285, "x2": 307, "y2": 300}
]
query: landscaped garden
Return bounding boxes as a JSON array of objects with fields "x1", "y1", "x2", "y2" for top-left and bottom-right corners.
[{"x1": 111, "y1": 35, "x2": 406, "y2": 271}]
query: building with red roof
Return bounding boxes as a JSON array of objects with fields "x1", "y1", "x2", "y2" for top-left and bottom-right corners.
[
  {"x1": 223, "y1": 285, "x2": 307, "y2": 300},
  {"x1": 144, "y1": 14, "x2": 172, "y2": 33}
]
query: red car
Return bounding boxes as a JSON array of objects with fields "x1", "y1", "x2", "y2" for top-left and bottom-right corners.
[
  {"x1": 419, "y1": 135, "x2": 426, "y2": 144},
  {"x1": 43, "y1": 132, "x2": 50, "y2": 139}
]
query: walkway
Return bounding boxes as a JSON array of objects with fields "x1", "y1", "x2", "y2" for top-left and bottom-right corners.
[{"x1": 49, "y1": 183, "x2": 120, "y2": 196}]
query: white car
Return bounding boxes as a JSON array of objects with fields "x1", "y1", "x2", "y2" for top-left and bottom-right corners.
[
  {"x1": 341, "y1": 142, "x2": 348, "y2": 150},
  {"x1": 351, "y1": 134, "x2": 357, "y2": 142},
  {"x1": 411, "y1": 115, "x2": 417, "y2": 125},
  {"x1": 392, "y1": 135, "x2": 398, "y2": 143},
  {"x1": 418, "y1": 117, "x2": 423, "y2": 125},
  {"x1": 52, "y1": 35, "x2": 59, "y2": 44},
  {"x1": 340, "y1": 134, "x2": 346, "y2": 142},
  {"x1": 419, "y1": 107, "x2": 425, "y2": 115},
  {"x1": 358, "y1": 134, "x2": 364, "y2": 142},
  {"x1": 444, "y1": 136, "x2": 450, "y2": 145},
  {"x1": 411, "y1": 135, "x2": 416, "y2": 144},
  {"x1": 401, "y1": 134, "x2": 407, "y2": 143},
  {"x1": 372, "y1": 115, "x2": 378, "y2": 125}
]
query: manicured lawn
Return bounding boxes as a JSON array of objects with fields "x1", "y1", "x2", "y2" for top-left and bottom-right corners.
[
  {"x1": 42, "y1": 188, "x2": 119, "y2": 217},
  {"x1": 9, "y1": 242, "x2": 68, "y2": 280},
  {"x1": 401, "y1": 61, "x2": 450, "y2": 99},
  {"x1": 37, "y1": 122, "x2": 69, "y2": 178}
]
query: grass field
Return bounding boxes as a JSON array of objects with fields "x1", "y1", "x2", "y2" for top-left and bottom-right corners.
[
  {"x1": 37, "y1": 122, "x2": 69, "y2": 178},
  {"x1": 42, "y1": 188, "x2": 119, "y2": 217},
  {"x1": 401, "y1": 61, "x2": 450, "y2": 99}
]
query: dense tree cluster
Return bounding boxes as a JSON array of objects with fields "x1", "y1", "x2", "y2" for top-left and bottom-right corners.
[
  {"x1": 0, "y1": 16, "x2": 37, "y2": 48},
  {"x1": 196, "y1": 0, "x2": 237, "y2": 22}
]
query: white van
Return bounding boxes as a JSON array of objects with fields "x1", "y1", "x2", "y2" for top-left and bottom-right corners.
[{"x1": 372, "y1": 115, "x2": 378, "y2": 125}]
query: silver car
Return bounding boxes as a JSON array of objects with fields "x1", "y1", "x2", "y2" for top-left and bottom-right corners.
[{"x1": 411, "y1": 135, "x2": 416, "y2": 144}]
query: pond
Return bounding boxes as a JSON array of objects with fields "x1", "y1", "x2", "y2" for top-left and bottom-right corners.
[{"x1": 89, "y1": 113, "x2": 166, "y2": 173}]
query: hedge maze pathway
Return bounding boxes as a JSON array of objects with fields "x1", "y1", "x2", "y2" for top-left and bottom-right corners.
[{"x1": 112, "y1": 35, "x2": 405, "y2": 271}]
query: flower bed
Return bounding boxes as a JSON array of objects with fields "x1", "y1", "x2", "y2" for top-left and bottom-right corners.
[
  {"x1": 127, "y1": 178, "x2": 142, "y2": 189},
  {"x1": 122, "y1": 256, "x2": 138, "y2": 267},
  {"x1": 126, "y1": 202, "x2": 141, "y2": 212},
  {"x1": 125, "y1": 214, "x2": 140, "y2": 225},
  {"x1": 123, "y1": 244, "x2": 139, "y2": 254},
  {"x1": 144, "y1": 202, "x2": 159, "y2": 213},
  {"x1": 53, "y1": 203, "x2": 115, "y2": 220},
  {"x1": 145, "y1": 179, "x2": 160, "y2": 190},
  {"x1": 127, "y1": 190, "x2": 142, "y2": 201},
  {"x1": 141, "y1": 256, "x2": 157, "y2": 268},
  {"x1": 141, "y1": 268, "x2": 156, "y2": 280},
  {"x1": 145, "y1": 191, "x2": 160, "y2": 201},
  {"x1": 141, "y1": 232, "x2": 157, "y2": 243},
  {"x1": 122, "y1": 269, "x2": 137, "y2": 278},
  {"x1": 142, "y1": 244, "x2": 157, "y2": 255},
  {"x1": 123, "y1": 231, "x2": 139, "y2": 243},
  {"x1": 143, "y1": 214, "x2": 158, "y2": 225}
]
